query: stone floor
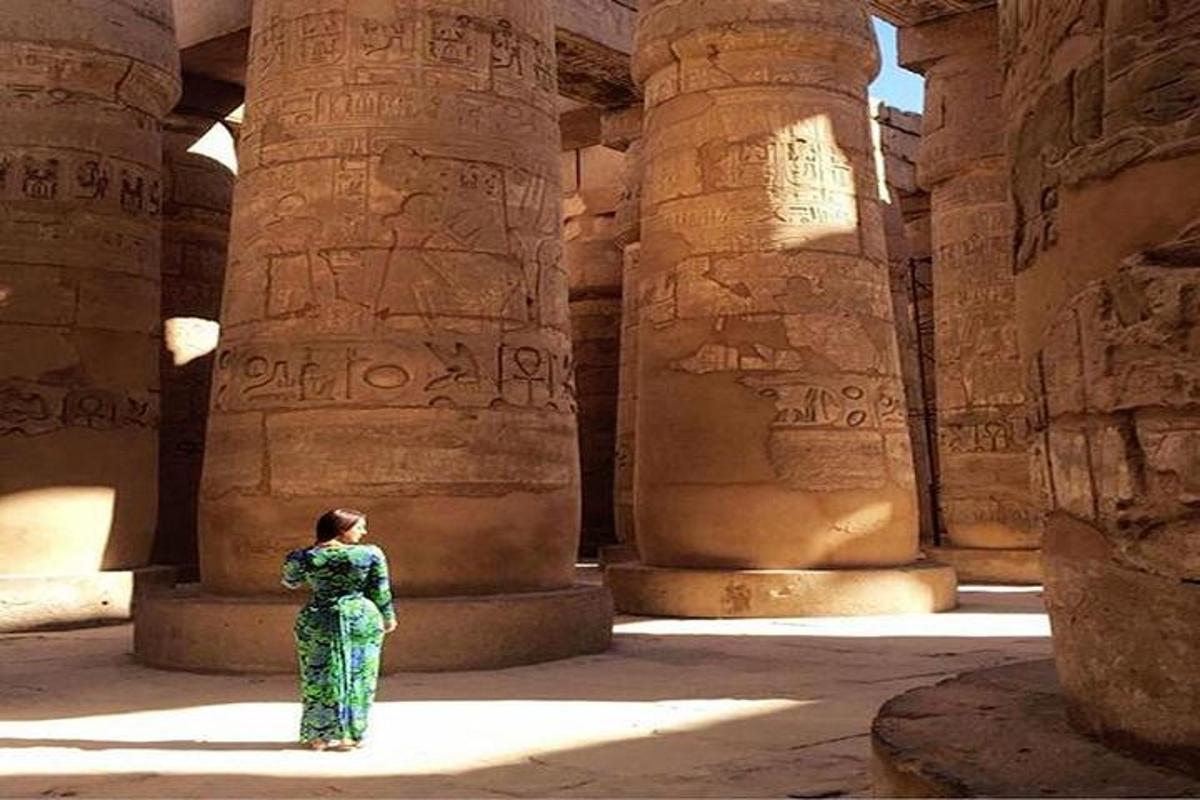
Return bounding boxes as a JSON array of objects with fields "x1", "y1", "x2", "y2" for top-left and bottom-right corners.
[{"x1": 0, "y1": 586, "x2": 1050, "y2": 798}]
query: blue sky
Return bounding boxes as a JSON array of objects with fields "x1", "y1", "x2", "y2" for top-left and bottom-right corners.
[{"x1": 870, "y1": 18, "x2": 924, "y2": 112}]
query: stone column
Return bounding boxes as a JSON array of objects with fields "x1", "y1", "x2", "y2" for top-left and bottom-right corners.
[
  {"x1": 1007, "y1": 0, "x2": 1200, "y2": 776},
  {"x1": 870, "y1": 3, "x2": 1200, "y2": 794},
  {"x1": 605, "y1": 0, "x2": 956, "y2": 617},
  {"x1": 873, "y1": 102, "x2": 939, "y2": 549},
  {"x1": 0, "y1": 1, "x2": 180, "y2": 632},
  {"x1": 136, "y1": 0, "x2": 612, "y2": 673},
  {"x1": 154, "y1": 99, "x2": 236, "y2": 573},
  {"x1": 563, "y1": 144, "x2": 625, "y2": 557},
  {"x1": 900, "y1": 8, "x2": 1042, "y2": 584},
  {"x1": 610, "y1": 116, "x2": 643, "y2": 565}
]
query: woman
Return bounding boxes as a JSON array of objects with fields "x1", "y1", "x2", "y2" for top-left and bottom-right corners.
[{"x1": 282, "y1": 508, "x2": 397, "y2": 751}]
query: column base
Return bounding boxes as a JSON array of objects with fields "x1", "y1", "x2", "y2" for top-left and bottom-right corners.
[
  {"x1": 135, "y1": 583, "x2": 614, "y2": 673},
  {"x1": 871, "y1": 660, "x2": 1200, "y2": 797},
  {"x1": 605, "y1": 562, "x2": 957, "y2": 617},
  {"x1": 598, "y1": 543, "x2": 639, "y2": 568},
  {"x1": 0, "y1": 566, "x2": 176, "y2": 633},
  {"x1": 926, "y1": 546, "x2": 1042, "y2": 584}
]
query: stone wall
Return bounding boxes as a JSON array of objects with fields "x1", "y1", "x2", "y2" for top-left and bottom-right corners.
[{"x1": 1004, "y1": 0, "x2": 1200, "y2": 773}]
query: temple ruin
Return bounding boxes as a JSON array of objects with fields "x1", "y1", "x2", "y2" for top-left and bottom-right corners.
[{"x1": 1, "y1": 0, "x2": 1197, "y2": 795}]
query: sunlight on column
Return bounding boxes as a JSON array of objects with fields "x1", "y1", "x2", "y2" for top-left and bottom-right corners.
[
  {"x1": 0, "y1": 487, "x2": 116, "y2": 572},
  {"x1": 163, "y1": 317, "x2": 221, "y2": 367}
]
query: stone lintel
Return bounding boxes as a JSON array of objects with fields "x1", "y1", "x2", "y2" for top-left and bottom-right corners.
[
  {"x1": 897, "y1": 5, "x2": 999, "y2": 74},
  {"x1": 561, "y1": 107, "x2": 605, "y2": 151},
  {"x1": 600, "y1": 105, "x2": 644, "y2": 151},
  {"x1": 874, "y1": 0, "x2": 996, "y2": 28}
]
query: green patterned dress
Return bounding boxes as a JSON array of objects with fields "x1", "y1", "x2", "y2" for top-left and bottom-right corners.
[{"x1": 281, "y1": 544, "x2": 397, "y2": 744}]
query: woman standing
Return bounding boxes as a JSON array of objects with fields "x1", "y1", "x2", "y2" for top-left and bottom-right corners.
[{"x1": 282, "y1": 508, "x2": 397, "y2": 751}]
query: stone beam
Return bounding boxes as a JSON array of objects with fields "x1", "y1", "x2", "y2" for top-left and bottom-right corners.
[{"x1": 871, "y1": 0, "x2": 996, "y2": 27}]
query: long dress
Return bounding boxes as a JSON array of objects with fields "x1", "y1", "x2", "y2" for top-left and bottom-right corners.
[{"x1": 281, "y1": 543, "x2": 397, "y2": 744}]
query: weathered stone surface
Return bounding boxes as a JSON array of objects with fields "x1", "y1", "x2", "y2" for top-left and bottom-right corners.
[
  {"x1": 614, "y1": 240, "x2": 641, "y2": 547},
  {"x1": 199, "y1": 0, "x2": 580, "y2": 598},
  {"x1": 606, "y1": 561, "x2": 957, "y2": 618},
  {"x1": 136, "y1": 582, "x2": 614, "y2": 673},
  {"x1": 926, "y1": 545, "x2": 1041, "y2": 585},
  {"x1": 874, "y1": 102, "x2": 938, "y2": 546},
  {"x1": 871, "y1": 660, "x2": 1200, "y2": 797},
  {"x1": 564, "y1": 143, "x2": 625, "y2": 555},
  {"x1": 0, "y1": 2, "x2": 180, "y2": 593},
  {"x1": 1006, "y1": 0, "x2": 1200, "y2": 774},
  {"x1": 631, "y1": 0, "x2": 921, "y2": 571},
  {"x1": 0, "y1": 566, "x2": 175, "y2": 633},
  {"x1": 902, "y1": 7, "x2": 1040, "y2": 557},
  {"x1": 155, "y1": 110, "x2": 234, "y2": 570}
]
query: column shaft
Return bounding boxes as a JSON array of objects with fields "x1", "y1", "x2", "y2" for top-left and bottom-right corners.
[
  {"x1": 632, "y1": 0, "x2": 920, "y2": 569},
  {"x1": 1006, "y1": 0, "x2": 1200, "y2": 772},
  {"x1": 0, "y1": 1, "x2": 180, "y2": 576},
  {"x1": 201, "y1": 0, "x2": 578, "y2": 596},
  {"x1": 901, "y1": 8, "x2": 1041, "y2": 581}
]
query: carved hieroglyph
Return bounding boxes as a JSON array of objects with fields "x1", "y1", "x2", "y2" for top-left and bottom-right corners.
[
  {"x1": 1005, "y1": 0, "x2": 1200, "y2": 772},
  {"x1": 201, "y1": 0, "x2": 578, "y2": 596},
  {"x1": 874, "y1": 102, "x2": 939, "y2": 544},
  {"x1": 632, "y1": 0, "x2": 920, "y2": 568},
  {"x1": 901, "y1": 8, "x2": 1040, "y2": 551},
  {"x1": 0, "y1": 1, "x2": 180, "y2": 574},
  {"x1": 156, "y1": 111, "x2": 234, "y2": 568}
]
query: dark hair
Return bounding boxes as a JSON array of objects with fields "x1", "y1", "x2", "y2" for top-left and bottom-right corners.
[{"x1": 315, "y1": 508, "x2": 366, "y2": 543}]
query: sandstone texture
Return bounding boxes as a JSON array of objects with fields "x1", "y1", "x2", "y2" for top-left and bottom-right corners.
[
  {"x1": 564, "y1": 144, "x2": 625, "y2": 555},
  {"x1": 871, "y1": 660, "x2": 1200, "y2": 797},
  {"x1": 155, "y1": 109, "x2": 234, "y2": 570},
  {"x1": 200, "y1": 0, "x2": 580, "y2": 598},
  {"x1": 902, "y1": 8, "x2": 1040, "y2": 557},
  {"x1": 874, "y1": 103, "x2": 938, "y2": 546},
  {"x1": 630, "y1": 0, "x2": 921, "y2": 571},
  {"x1": 0, "y1": 1, "x2": 181, "y2": 586},
  {"x1": 1005, "y1": 0, "x2": 1200, "y2": 774},
  {"x1": 613, "y1": 135, "x2": 642, "y2": 548}
]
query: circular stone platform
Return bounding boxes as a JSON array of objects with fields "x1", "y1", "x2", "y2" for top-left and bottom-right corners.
[
  {"x1": 871, "y1": 659, "x2": 1200, "y2": 797},
  {"x1": 0, "y1": 566, "x2": 176, "y2": 633},
  {"x1": 925, "y1": 546, "x2": 1042, "y2": 585},
  {"x1": 605, "y1": 562, "x2": 957, "y2": 617},
  {"x1": 135, "y1": 583, "x2": 613, "y2": 673}
]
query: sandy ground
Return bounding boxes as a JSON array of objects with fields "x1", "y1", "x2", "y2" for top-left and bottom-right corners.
[{"x1": 0, "y1": 586, "x2": 1050, "y2": 798}]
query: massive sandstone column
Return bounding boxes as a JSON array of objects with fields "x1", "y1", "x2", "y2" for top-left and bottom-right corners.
[
  {"x1": 900, "y1": 8, "x2": 1042, "y2": 584},
  {"x1": 873, "y1": 102, "x2": 939, "y2": 549},
  {"x1": 1008, "y1": 0, "x2": 1200, "y2": 775},
  {"x1": 610, "y1": 120, "x2": 643, "y2": 563},
  {"x1": 154, "y1": 101, "x2": 236, "y2": 572},
  {"x1": 563, "y1": 144, "x2": 625, "y2": 556},
  {"x1": 871, "y1": 3, "x2": 1200, "y2": 794},
  {"x1": 136, "y1": 0, "x2": 612, "y2": 672},
  {"x1": 0, "y1": 1, "x2": 180, "y2": 631},
  {"x1": 606, "y1": 0, "x2": 956, "y2": 617}
]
